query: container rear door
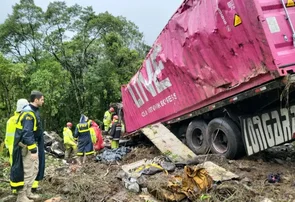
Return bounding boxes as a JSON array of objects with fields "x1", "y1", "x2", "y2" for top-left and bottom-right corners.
[{"x1": 258, "y1": 0, "x2": 295, "y2": 75}]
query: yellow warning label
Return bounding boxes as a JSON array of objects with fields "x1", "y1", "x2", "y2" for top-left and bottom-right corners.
[
  {"x1": 234, "y1": 14, "x2": 242, "y2": 27},
  {"x1": 287, "y1": 0, "x2": 295, "y2": 7}
]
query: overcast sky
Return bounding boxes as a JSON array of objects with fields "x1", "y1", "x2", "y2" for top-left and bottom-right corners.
[{"x1": 0, "y1": 0, "x2": 183, "y2": 45}]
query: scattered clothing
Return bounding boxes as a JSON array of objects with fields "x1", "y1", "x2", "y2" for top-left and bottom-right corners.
[
  {"x1": 135, "y1": 163, "x2": 165, "y2": 175},
  {"x1": 267, "y1": 173, "x2": 281, "y2": 183},
  {"x1": 157, "y1": 166, "x2": 213, "y2": 201},
  {"x1": 96, "y1": 147, "x2": 131, "y2": 162}
]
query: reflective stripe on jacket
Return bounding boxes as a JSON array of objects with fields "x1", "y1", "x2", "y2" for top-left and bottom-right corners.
[
  {"x1": 10, "y1": 105, "x2": 45, "y2": 190},
  {"x1": 63, "y1": 127, "x2": 76, "y2": 146},
  {"x1": 110, "y1": 120, "x2": 122, "y2": 140},
  {"x1": 90, "y1": 128, "x2": 97, "y2": 144},
  {"x1": 5, "y1": 112, "x2": 20, "y2": 149},
  {"x1": 74, "y1": 120, "x2": 94, "y2": 156},
  {"x1": 5, "y1": 112, "x2": 20, "y2": 165}
]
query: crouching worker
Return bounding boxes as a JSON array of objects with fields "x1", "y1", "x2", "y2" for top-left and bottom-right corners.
[
  {"x1": 63, "y1": 122, "x2": 78, "y2": 163},
  {"x1": 109, "y1": 115, "x2": 122, "y2": 149},
  {"x1": 74, "y1": 115, "x2": 95, "y2": 164}
]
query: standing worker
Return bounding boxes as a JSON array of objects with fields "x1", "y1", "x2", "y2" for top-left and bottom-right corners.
[
  {"x1": 74, "y1": 115, "x2": 95, "y2": 164},
  {"x1": 109, "y1": 115, "x2": 122, "y2": 149},
  {"x1": 5, "y1": 99, "x2": 29, "y2": 165},
  {"x1": 91, "y1": 121, "x2": 104, "y2": 151},
  {"x1": 63, "y1": 122, "x2": 78, "y2": 163},
  {"x1": 103, "y1": 107, "x2": 115, "y2": 134},
  {"x1": 10, "y1": 90, "x2": 45, "y2": 202}
]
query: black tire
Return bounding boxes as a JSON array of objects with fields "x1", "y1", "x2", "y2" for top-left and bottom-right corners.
[
  {"x1": 207, "y1": 117, "x2": 244, "y2": 159},
  {"x1": 186, "y1": 120, "x2": 209, "y2": 154}
]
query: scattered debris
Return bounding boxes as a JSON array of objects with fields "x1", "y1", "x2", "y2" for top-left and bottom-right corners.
[
  {"x1": 123, "y1": 177, "x2": 141, "y2": 193},
  {"x1": 267, "y1": 173, "x2": 281, "y2": 183},
  {"x1": 261, "y1": 198, "x2": 273, "y2": 202},
  {"x1": 141, "y1": 123, "x2": 199, "y2": 163},
  {"x1": 44, "y1": 196, "x2": 63, "y2": 202},
  {"x1": 44, "y1": 131, "x2": 65, "y2": 158},
  {"x1": 0, "y1": 195, "x2": 15, "y2": 202},
  {"x1": 1, "y1": 141, "x2": 295, "y2": 201},
  {"x1": 201, "y1": 161, "x2": 239, "y2": 182},
  {"x1": 95, "y1": 147, "x2": 131, "y2": 162},
  {"x1": 139, "y1": 194, "x2": 161, "y2": 202}
]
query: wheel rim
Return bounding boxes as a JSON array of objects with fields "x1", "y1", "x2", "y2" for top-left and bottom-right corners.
[
  {"x1": 192, "y1": 128, "x2": 203, "y2": 147},
  {"x1": 212, "y1": 129, "x2": 228, "y2": 154}
]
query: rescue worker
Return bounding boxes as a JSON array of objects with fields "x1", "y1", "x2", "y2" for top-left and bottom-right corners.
[
  {"x1": 92, "y1": 121, "x2": 104, "y2": 151},
  {"x1": 74, "y1": 115, "x2": 95, "y2": 164},
  {"x1": 10, "y1": 90, "x2": 45, "y2": 202},
  {"x1": 5, "y1": 99, "x2": 29, "y2": 165},
  {"x1": 63, "y1": 122, "x2": 78, "y2": 163},
  {"x1": 109, "y1": 115, "x2": 122, "y2": 149},
  {"x1": 103, "y1": 107, "x2": 115, "y2": 134}
]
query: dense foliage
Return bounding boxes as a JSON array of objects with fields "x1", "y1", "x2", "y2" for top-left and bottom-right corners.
[{"x1": 0, "y1": 0, "x2": 150, "y2": 140}]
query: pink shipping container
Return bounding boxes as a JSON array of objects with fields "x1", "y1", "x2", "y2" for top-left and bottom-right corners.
[{"x1": 121, "y1": 0, "x2": 295, "y2": 158}]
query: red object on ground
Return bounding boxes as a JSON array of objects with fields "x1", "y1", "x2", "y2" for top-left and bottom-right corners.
[{"x1": 91, "y1": 121, "x2": 104, "y2": 151}]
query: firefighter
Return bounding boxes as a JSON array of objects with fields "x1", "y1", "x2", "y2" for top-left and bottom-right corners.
[
  {"x1": 109, "y1": 115, "x2": 122, "y2": 149},
  {"x1": 74, "y1": 115, "x2": 95, "y2": 164},
  {"x1": 5, "y1": 99, "x2": 29, "y2": 165},
  {"x1": 63, "y1": 122, "x2": 78, "y2": 163},
  {"x1": 103, "y1": 107, "x2": 115, "y2": 134},
  {"x1": 10, "y1": 91, "x2": 45, "y2": 202}
]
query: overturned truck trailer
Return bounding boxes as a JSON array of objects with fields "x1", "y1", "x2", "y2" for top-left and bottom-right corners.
[{"x1": 121, "y1": 0, "x2": 295, "y2": 159}]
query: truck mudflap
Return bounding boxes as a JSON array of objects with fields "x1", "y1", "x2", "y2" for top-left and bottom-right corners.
[{"x1": 241, "y1": 104, "x2": 295, "y2": 156}]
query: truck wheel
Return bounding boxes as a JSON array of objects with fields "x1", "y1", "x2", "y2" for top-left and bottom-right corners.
[
  {"x1": 186, "y1": 120, "x2": 209, "y2": 154},
  {"x1": 207, "y1": 117, "x2": 244, "y2": 159}
]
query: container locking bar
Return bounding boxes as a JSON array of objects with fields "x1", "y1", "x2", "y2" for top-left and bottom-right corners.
[{"x1": 281, "y1": 0, "x2": 295, "y2": 47}]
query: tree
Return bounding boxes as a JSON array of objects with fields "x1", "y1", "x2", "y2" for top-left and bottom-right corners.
[
  {"x1": 0, "y1": 0, "x2": 44, "y2": 64},
  {"x1": 0, "y1": 54, "x2": 26, "y2": 140},
  {"x1": 0, "y1": 0, "x2": 149, "y2": 133}
]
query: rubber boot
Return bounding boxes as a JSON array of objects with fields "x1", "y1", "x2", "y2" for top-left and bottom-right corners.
[
  {"x1": 111, "y1": 140, "x2": 119, "y2": 149},
  {"x1": 16, "y1": 189, "x2": 33, "y2": 202},
  {"x1": 111, "y1": 140, "x2": 116, "y2": 149},
  {"x1": 12, "y1": 188, "x2": 17, "y2": 195},
  {"x1": 76, "y1": 156, "x2": 82, "y2": 165},
  {"x1": 78, "y1": 156, "x2": 83, "y2": 165},
  {"x1": 82, "y1": 154, "x2": 87, "y2": 164},
  {"x1": 27, "y1": 187, "x2": 41, "y2": 200}
]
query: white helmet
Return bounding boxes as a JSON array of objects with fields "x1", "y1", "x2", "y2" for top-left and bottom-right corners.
[{"x1": 16, "y1": 99, "x2": 29, "y2": 112}]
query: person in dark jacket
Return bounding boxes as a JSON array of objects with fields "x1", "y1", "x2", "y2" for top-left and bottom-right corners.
[
  {"x1": 74, "y1": 115, "x2": 94, "y2": 164},
  {"x1": 10, "y1": 90, "x2": 45, "y2": 202},
  {"x1": 109, "y1": 115, "x2": 122, "y2": 149}
]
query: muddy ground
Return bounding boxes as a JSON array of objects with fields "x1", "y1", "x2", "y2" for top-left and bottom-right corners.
[{"x1": 1, "y1": 144, "x2": 295, "y2": 202}]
